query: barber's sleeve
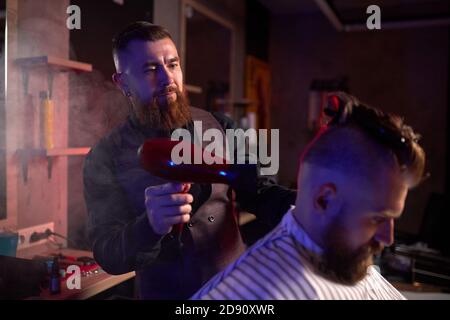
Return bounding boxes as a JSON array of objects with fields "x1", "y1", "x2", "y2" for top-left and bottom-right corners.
[
  {"x1": 237, "y1": 174, "x2": 296, "y2": 227},
  {"x1": 212, "y1": 112, "x2": 297, "y2": 227},
  {"x1": 83, "y1": 143, "x2": 163, "y2": 275}
]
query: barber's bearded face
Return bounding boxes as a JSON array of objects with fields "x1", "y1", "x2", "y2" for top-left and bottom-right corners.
[
  {"x1": 322, "y1": 210, "x2": 384, "y2": 285},
  {"x1": 116, "y1": 38, "x2": 192, "y2": 130}
]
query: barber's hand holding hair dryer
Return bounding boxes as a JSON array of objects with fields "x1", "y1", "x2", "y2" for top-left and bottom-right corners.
[{"x1": 138, "y1": 138, "x2": 257, "y2": 238}]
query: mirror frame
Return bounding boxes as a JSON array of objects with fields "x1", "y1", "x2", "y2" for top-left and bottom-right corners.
[{"x1": 180, "y1": 0, "x2": 236, "y2": 105}]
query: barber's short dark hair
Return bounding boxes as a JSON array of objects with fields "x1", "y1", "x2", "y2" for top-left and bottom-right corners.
[
  {"x1": 112, "y1": 21, "x2": 173, "y2": 56},
  {"x1": 301, "y1": 92, "x2": 426, "y2": 188}
]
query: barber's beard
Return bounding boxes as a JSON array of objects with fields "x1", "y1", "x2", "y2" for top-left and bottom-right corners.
[
  {"x1": 322, "y1": 214, "x2": 383, "y2": 285},
  {"x1": 135, "y1": 87, "x2": 192, "y2": 131}
]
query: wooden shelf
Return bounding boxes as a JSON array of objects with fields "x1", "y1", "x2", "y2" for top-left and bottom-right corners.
[
  {"x1": 215, "y1": 98, "x2": 253, "y2": 106},
  {"x1": 46, "y1": 148, "x2": 91, "y2": 157},
  {"x1": 15, "y1": 56, "x2": 93, "y2": 72},
  {"x1": 16, "y1": 55, "x2": 93, "y2": 96},
  {"x1": 17, "y1": 148, "x2": 91, "y2": 183},
  {"x1": 239, "y1": 211, "x2": 256, "y2": 226},
  {"x1": 185, "y1": 84, "x2": 203, "y2": 94}
]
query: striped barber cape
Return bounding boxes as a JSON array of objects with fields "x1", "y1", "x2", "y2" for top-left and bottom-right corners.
[{"x1": 191, "y1": 207, "x2": 405, "y2": 300}]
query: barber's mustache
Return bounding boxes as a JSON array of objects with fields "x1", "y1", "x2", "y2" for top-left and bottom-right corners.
[{"x1": 154, "y1": 85, "x2": 179, "y2": 97}]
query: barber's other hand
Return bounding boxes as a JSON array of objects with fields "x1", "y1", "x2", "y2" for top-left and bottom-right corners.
[{"x1": 144, "y1": 182, "x2": 193, "y2": 235}]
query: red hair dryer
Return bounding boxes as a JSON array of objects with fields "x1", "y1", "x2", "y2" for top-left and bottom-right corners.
[{"x1": 138, "y1": 138, "x2": 257, "y2": 238}]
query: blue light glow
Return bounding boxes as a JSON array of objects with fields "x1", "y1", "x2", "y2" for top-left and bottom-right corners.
[{"x1": 219, "y1": 171, "x2": 227, "y2": 176}]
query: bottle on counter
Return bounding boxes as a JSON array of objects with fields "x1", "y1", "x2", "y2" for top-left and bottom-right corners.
[{"x1": 49, "y1": 257, "x2": 61, "y2": 294}]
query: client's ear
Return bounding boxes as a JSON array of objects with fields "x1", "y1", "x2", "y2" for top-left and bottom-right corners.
[{"x1": 314, "y1": 183, "x2": 340, "y2": 215}]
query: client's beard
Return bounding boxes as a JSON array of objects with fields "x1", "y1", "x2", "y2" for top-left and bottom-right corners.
[
  {"x1": 321, "y1": 214, "x2": 384, "y2": 285},
  {"x1": 135, "y1": 87, "x2": 192, "y2": 131}
]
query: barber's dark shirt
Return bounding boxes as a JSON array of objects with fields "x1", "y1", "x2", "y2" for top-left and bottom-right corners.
[{"x1": 83, "y1": 108, "x2": 296, "y2": 299}]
